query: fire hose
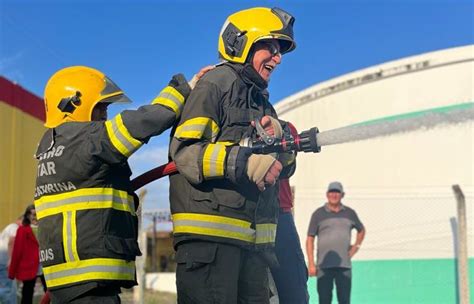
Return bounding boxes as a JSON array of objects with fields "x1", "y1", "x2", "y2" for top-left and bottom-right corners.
[{"x1": 131, "y1": 124, "x2": 321, "y2": 191}]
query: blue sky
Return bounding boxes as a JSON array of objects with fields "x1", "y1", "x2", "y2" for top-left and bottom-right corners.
[{"x1": 1, "y1": 0, "x2": 473, "y2": 211}]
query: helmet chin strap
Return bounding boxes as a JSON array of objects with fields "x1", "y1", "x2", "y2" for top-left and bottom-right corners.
[{"x1": 245, "y1": 46, "x2": 256, "y2": 64}]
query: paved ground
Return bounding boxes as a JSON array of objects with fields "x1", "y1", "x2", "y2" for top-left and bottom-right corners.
[
  {"x1": 23, "y1": 287, "x2": 176, "y2": 304},
  {"x1": 120, "y1": 289, "x2": 177, "y2": 304}
]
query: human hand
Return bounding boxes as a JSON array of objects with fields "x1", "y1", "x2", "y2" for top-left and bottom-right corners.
[
  {"x1": 188, "y1": 65, "x2": 215, "y2": 89},
  {"x1": 246, "y1": 154, "x2": 282, "y2": 191},
  {"x1": 349, "y1": 245, "x2": 359, "y2": 258},
  {"x1": 252, "y1": 116, "x2": 283, "y2": 139},
  {"x1": 308, "y1": 264, "x2": 317, "y2": 277}
]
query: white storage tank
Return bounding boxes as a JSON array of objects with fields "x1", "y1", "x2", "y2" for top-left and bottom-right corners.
[{"x1": 275, "y1": 45, "x2": 473, "y2": 303}]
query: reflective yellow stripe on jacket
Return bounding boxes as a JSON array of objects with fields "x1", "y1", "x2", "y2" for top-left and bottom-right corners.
[
  {"x1": 105, "y1": 114, "x2": 143, "y2": 157},
  {"x1": 174, "y1": 117, "x2": 220, "y2": 141},
  {"x1": 43, "y1": 258, "x2": 135, "y2": 288},
  {"x1": 63, "y1": 211, "x2": 79, "y2": 262},
  {"x1": 152, "y1": 85, "x2": 185, "y2": 117},
  {"x1": 35, "y1": 188, "x2": 135, "y2": 220},
  {"x1": 203, "y1": 143, "x2": 227, "y2": 179},
  {"x1": 173, "y1": 213, "x2": 277, "y2": 245},
  {"x1": 255, "y1": 223, "x2": 277, "y2": 244},
  {"x1": 173, "y1": 213, "x2": 255, "y2": 243}
]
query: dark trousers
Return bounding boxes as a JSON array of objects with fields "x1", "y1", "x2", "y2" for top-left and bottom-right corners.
[
  {"x1": 270, "y1": 212, "x2": 309, "y2": 304},
  {"x1": 317, "y1": 268, "x2": 352, "y2": 304},
  {"x1": 21, "y1": 279, "x2": 35, "y2": 304},
  {"x1": 21, "y1": 275, "x2": 47, "y2": 304},
  {"x1": 176, "y1": 241, "x2": 269, "y2": 304}
]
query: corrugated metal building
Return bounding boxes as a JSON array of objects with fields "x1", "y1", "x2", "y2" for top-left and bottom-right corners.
[{"x1": 0, "y1": 77, "x2": 45, "y2": 230}]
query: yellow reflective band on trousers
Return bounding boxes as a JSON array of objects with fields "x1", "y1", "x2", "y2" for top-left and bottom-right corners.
[
  {"x1": 43, "y1": 258, "x2": 135, "y2": 288},
  {"x1": 63, "y1": 211, "x2": 79, "y2": 262},
  {"x1": 203, "y1": 143, "x2": 226, "y2": 179},
  {"x1": 35, "y1": 188, "x2": 135, "y2": 219},
  {"x1": 174, "y1": 117, "x2": 220, "y2": 141},
  {"x1": 151, "y1": 86, "x2": 185, "y2": 117},
  {"x1": 255, "y1": 223, "x2": 277, "y2": 244},
  {"x1": 173, "y1": 213, "x2": 255, "y2": 243},
  {"x1": 105, "y1": 114, "x2": 143, "y2": 157}
]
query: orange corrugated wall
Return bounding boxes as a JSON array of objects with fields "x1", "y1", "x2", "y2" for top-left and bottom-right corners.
[{"x1": 0, "y1": 76, "x2": 45, "y2": 230}]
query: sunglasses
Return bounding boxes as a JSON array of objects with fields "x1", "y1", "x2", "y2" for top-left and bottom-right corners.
[{"x1": 260, "y1": 41, "x2": 281, "y2": 57}]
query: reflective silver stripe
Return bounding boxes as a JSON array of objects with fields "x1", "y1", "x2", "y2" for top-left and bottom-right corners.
[
  {"x1": 177, "y1": 124, "x2": 218, "y2": 141},
  {"x1": 44, "y1": 264, "x2": 134, "y2": 282},
  {"x1": 66, "y1": 211, "x2": 75, "y2": 262},
  {"x1": 255, "y1": 225, "x2": 277, "y2": 244},
  {"x1": 174, "y1": 219, "x2": 255, "y2": 237},
  {"x1": 209, "y1": 145, "x2": 221, "y2": 177},
  {"x1": 157, "y1": 91, "x2": 183, "y2": 112},
  {"x1": 110, "y1": 117, "x2": 140, "y2": 155},
  {"x1": 35, "y1": 194, "x2": 132, "y2": 213}
]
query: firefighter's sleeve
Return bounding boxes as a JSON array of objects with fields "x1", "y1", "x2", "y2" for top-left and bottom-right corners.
[
  {"x1": 169, "y1": 80, "x2": 251, "y2": 185},
  {"x1": 102, "y1": 74, "x2": 191, "y2": 161}
]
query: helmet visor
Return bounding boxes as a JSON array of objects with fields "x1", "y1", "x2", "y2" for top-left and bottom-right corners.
[
  {"x1": 99, "y1": 77, "x2": 131, "y2": 104},
  {"x1": 100, "y1": 93, "x2": 132, "y2": 104}
]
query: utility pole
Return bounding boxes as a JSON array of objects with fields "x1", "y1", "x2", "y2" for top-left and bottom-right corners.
[
  {"x1": 152, "y1": 214, "x2": 157, "y2": 272},
  {"x1": 134, "y1": 189, "x2": 147, "y2": 304},
  {"x1": 143, "y1": 209, "x2": 173, "y2": 274},
  {"x1": 452, "y1": 185, "x2": 470, "y2": 304}
]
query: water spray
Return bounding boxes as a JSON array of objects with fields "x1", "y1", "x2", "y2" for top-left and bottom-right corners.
[{"x1": 132, "y1": 105, "x2": 473, "y2": 190}]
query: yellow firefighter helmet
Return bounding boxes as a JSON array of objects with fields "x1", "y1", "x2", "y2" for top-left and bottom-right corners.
[
  {"x1": 43, "y1": 66, "x2": 131, "y2": 128},
  {"x1": 218, "y1": 7, "x2": 296, "y2": 64}
]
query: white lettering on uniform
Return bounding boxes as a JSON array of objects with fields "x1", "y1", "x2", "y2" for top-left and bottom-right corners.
[
  {"x1": 40, "y1": 248, "x2": 55, "y2": 262},
  {"x1": 37, "y1": 161, "x2": 56, "y2": 177},
  {"x1": 34, "y1": 181, "x2": 77, "y2": 197},
  {"x1": 55, "y1": 146, "x2": 65, "y2": 157}
]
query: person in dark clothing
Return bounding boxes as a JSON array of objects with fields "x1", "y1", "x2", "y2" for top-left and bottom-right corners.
[
  {"x1": 271, "y1": 178, "x2": 309, "y2": 304},
  {"x1": 169, "y1": 6, "x2": 298, "y2": 304},
  {"x1": 34, "y1": 65, "x2": 210, "y2": 303},
  {"x1": 306, "y1": 182, "x2": 366, "y2": 304}
]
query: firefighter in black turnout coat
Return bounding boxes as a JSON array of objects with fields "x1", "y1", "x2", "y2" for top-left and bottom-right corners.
[{"x1": 34, "y1": 65, "x2": 207, "y2": 303}]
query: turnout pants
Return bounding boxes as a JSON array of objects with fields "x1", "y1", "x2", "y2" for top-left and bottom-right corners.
[
  {"x1": 176, "y1": 241, "x2": 269, "y2": 304},
  {"x1": 317, "y1": 267, "x2": 352, "y2": 304}
]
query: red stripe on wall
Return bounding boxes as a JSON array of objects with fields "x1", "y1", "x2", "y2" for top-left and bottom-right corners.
[{"x1": 0, "y1": 76, "x2": 45, "y2": 122}]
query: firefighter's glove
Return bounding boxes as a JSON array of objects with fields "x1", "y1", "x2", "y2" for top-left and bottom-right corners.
[
  {"x1": 259, "y1": 116, "x2": 283, "y2": 139},
  {"x1": 188, "y1": 65, "x2": 215, "y2": 89},
  {"x1": 168, "y1": 74, "x2": 192, "y2": 99},
  {"x1": 246, "y1": 154, "x2": 283, "y2": 191}
]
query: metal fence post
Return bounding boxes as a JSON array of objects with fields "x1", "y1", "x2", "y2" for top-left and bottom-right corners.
[{"x1": 452, "y1": 184, "x2": 470, "y2": 304}]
